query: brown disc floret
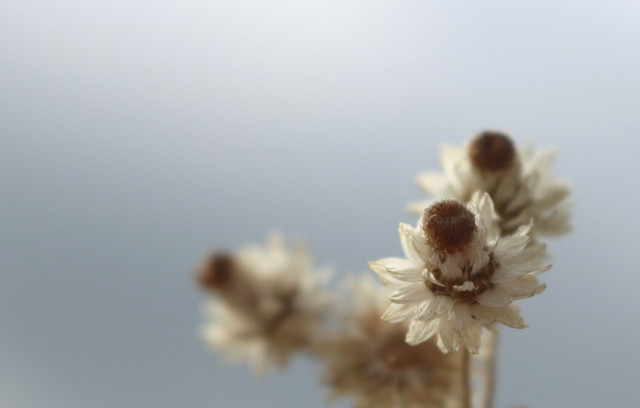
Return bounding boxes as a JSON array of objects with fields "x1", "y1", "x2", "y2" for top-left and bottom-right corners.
[
  {"x1": 197, "y1": 253, "x2": 234, "y2": 291},
  {"x1": 422, "y1": 200, "x2": 476, "y2": 254},
  {"x1": 468, "y1": 130, "x2": 515, "y2": 172}
]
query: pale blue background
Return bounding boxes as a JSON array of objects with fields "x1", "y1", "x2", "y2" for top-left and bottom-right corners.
[{"x1": 1, "y1": 1, "x2": 639, "y2": 407}]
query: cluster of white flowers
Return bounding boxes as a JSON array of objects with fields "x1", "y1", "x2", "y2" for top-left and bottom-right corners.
[
  {"x1": 196, "y1": 130, "x2": 570, "y2": 407},
  {"x1": 369, "y1": 131, "x2": 569, "y2": 355},
  {"x1": 198, "y1": 233, "x2": 333, "y2": 372}
]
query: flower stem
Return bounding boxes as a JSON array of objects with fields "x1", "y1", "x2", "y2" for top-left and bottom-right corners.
[
  {"x1": 482, "y1": 330, "x2": 498, "y2": 408},
  {"x1": 462, "y1": 348, "x2": 471, "y2": 408}
]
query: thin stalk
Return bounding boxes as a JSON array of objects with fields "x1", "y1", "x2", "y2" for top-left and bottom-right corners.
[
  {"x1": 462, "y1": 348, "x2": 471, "y2": 408},
  {"x1": 482, "y1": 330, "x2": 498, "y2": 408}
]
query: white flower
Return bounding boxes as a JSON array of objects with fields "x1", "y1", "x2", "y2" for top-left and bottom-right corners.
[
  {"x1": 407, "y1": 131, "x2": 571, "y2": 236},
  {"x1": 317, "y1": 276, "x2": 461, "y2": 408},
  {"x1": 198, "y1": 233, "x2": 333, "y2": 372},
  {"x1": 370, "y1": 194, "x2": 549, "y2": 353}
]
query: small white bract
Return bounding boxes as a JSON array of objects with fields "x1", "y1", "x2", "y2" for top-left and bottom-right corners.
[
  {"x1": 370, "y1": 193, "x2": 549, "y2": 353},
  {"x1": 317, "y1": 276, "x2": 461, "y2": 408},
  {"x1": 407, "y1": 131, "x2": 571, "y2": 236},
  {"x1": 199, "y1": 233, "x2": 333, "y2": 373}
]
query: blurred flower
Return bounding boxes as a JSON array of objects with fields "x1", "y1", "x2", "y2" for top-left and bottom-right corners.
[
  {"x1": 370, "y1": 194, "x2": 549, "y2": 353},
  {"x1": 407, "y1": 130, "x2": 571, "y2": 236},
  {"x1": 198, "y1": 233, "x2": 333, "y2": 372},
  {"x1": 318, "y1": 276, "x2": 461, "y2": 408}
]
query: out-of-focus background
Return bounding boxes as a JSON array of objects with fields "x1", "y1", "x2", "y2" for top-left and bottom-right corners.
[{"x1": 1, "y1": 1, "x2": 639, "y2": 407}]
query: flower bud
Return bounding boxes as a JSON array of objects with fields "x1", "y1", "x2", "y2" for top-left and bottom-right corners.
[
  {"x1": 468, "y1": 130, "x2": 515, "y2": 172},
  {"x1": 197, "y1": 253, "x2": 234, "y2": 291},
  {"x1": 422, "y1": 200, "x2": 476, "y2": 254}
]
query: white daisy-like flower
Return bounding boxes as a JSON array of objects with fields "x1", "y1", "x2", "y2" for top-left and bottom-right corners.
[
  {"x1": 407, "y1": 130, "x2": 571, "y2": 236},
  {"x1": 370, "y1": 193, "x2": 549, "y2": 353},
  {"x1": 317, "y1": 275, "x2": 461, "y2": 408},
  {"x1": 198, "y1": 233, "x2": 333, "y2": 372}
]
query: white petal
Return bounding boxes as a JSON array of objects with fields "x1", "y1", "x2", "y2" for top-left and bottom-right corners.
[
  {"x1": 415, "y1": 296, "x2": 455, "y2": 322},
  {"x1": 406, "y1": 318, "x2": 438, "y2": 345},
  {"x1": 415, "y1": 171, "x2": 450, "y2": 198},
  {"x1": 389, "y1": 283, "x2": 431, "y2": 304},
  {"x1": 491, "y1": 262, "x2": 551, "y2": 283},
  {"x1": 504, "y1": 181, "x2": 532, "y2": 215},
  {"x1": 493, "y1": 233, "x2": 530, "y2": 259},
  {"x1": 440, "y1": 144, "x2": 463, "y2": 174},
  {"x1": 435, "y1": 318, "x2": 459, "y2": 353},
  {"x1": 490, "y1": 266, "x2": 525, "y2": 284},
  {"x1": 476, "y1": 192, "x2": 497, "y2": 233},
  {"x1": 463, "y1": 319, "x2": 483, "y2": 353},
  {"x1": 381, "y1": 303, "x2": 415, "y2": 323},
  {"x1": 512, "y1": 218, "x2": 534, "y2": 237},
  {"x1": 399, "y1": 223, "x2": 429, "y2": 264},
  {"x1": 535, "y1": 206, "x2": 572, "y2": 235},
  {"x1": 440, "y1": 144, "x2": 467, "y2": 196},
  {"x1": 530, "y1": 148, "x2": 556, "y2": 170},
  {"x1": 477, "y1": 277, "x2": 545, "y2": 307},
  {"x1": 471, "y1": 304, "x2": 527, "y2": 329},
  {"x1": 493, "y1": 167, "x2": 520, "y2": 205},
  {"x1": 475, "y1": 289, "x2": 513, "y2": 307},
  {"x1": 406, "y1": 199, "x2": 432, "y2": 216},
  {"x1": 368, "y1": 258, "x2": 423, "y2": 283},
  {"x1": 501, "y1": 211, "x2": 533, "y2": 233},
  {"x1": 497, "y1": 242, "x2": 549, "y2": 273},
  {"x1": 535, "y1": 183, "x2": 570, "y2": 209},
  {"x1": 449, "y1": 303, "x2": 471, "y2": 335}
]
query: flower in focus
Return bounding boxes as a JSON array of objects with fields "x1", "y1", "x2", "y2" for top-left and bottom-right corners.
[
  {"x1": 407, "y1": 130, "x2": 571, "y2": 236},
  {"x1": 370, "y1": 194, "x2": 549, "y2": 353},
  {"x1": 198, "y1": 233, "x2": 333, "y2": 372},
  {"x1": 317, "y1": 276, "x2": 461, "y2": 408}
]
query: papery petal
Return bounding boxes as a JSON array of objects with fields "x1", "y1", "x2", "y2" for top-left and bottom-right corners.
[
  {"x1": 436, "y1": 319, "x2": 459, "y2": 353},
  {"x1": 415, "y1": 296, "x2": 455, "y2": 322},
  {"x1": 475, "y1": 192, "x2": 497, "y2": 234},
  {"x1": 406, "y1": 319, "x2": 438, "y2": 345},
  {"x1": 493, "y1": 232, "x2": 531, "y2": 259},
  {"x1": 415, "y1": 171, "x2": 450, "y2": 198},
  {"x1": 477, "y1": 276, "x2": 545, "y2": 307},
  {"x1": 368, "y1": 258, "x2": 423, "y2": 283},
  {"x1": 471, "y1": 304, "x2": 527, "y2": 329},
  {"x1": 406, "y1": 199, "x2": 433, "y2": 216},
  {"x1": 449, "y1": 303, "x2": 471, "y2": 335},
  {"x1": 463, "y1": 319, "x2": 483, "y2": 353},
  {"x1": 399, "y1": 223, "x2": 430, "y2": 264},
  {"x1": 390, "y1": 283, "x2": 431, "y2": 304},
  {"x1": 440, "y1": 144, "x2": 467, "y2": 196},
  {"x1": 535, "y1": 183, "x2": 570, "y2": 208},
  {"x1": 381, "y1": 302, "x2": 415, "y2": 323},
  {"x1": 504, "y1": 181, "x2": 532, "y2": 215}
]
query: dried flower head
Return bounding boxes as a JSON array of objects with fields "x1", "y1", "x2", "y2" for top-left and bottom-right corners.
[
  {"x1": 407, "y1": 130, "x2": 571, "y2": 236},
  {"x1": 370, "y1": 194, "x2": 549, "y2": 353},
  {"x1": 197, "y1": 253, "x2": 234, "y2": 291},
  {"x1": 423, "y1": 200, "x2": 477, "y2": 254},
  {"x1": 318, "y1": 276, "x2": 460, "y2": 408},
  {"x1": 199, "y1": 233, "x2": 334, "y2": 372},
  {"x1": 468, "y1": 131, "x2": 515, "y2": 172}
]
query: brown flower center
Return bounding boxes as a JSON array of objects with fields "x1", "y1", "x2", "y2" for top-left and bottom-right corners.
[
  {"x1": 422, "y1": 200, "x2": 476, "y2": 254},
  {"x1": 424, "y1": 255, "x2": 496, "y2": 303},
  {"x1": 197, "y1": 253, "x2": 234, "y2": 290},
  {"x1": 468, "y1": 131, "x2": 515, "y2": 172}
]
